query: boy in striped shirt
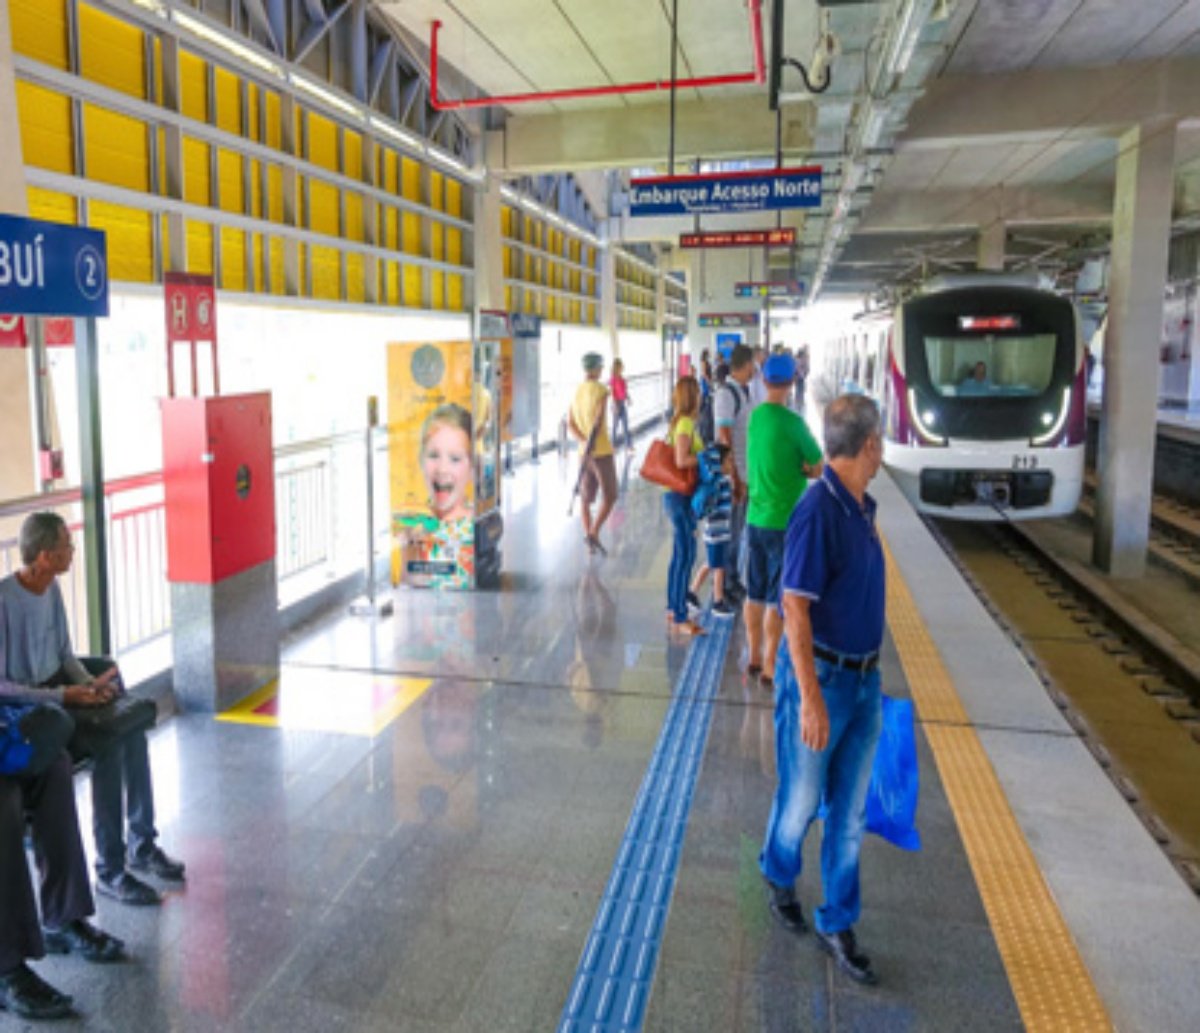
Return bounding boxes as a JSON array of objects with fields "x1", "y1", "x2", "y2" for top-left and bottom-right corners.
[{"x1": 689, "y1": 445, "x2": 737, "y2": 618}]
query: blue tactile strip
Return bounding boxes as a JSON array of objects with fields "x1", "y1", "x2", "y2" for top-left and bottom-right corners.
[{"x1": 559, "y1": 614, "x2": 735, "y2": 1033}]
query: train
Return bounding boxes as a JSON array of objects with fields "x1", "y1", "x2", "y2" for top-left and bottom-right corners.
[{"x1": 827, "y1": 276, "x2": 1086, "y2": 519}]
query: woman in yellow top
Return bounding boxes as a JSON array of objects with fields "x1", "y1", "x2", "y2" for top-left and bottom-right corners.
[{"x1": 663, "y1": 375, "x2": 705, "y2": 637}]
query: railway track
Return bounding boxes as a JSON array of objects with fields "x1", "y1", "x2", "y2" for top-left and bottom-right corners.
[
  {"x1": 928, "y1": 515, "x2": 1200, "y2": 895},
  {"x1": 1079, "y1": 473, "x2": 1200, "y2": 586}
]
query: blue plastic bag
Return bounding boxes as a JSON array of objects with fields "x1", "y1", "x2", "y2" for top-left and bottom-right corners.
[
  {"x1": 865, "y1": 695, "x2": 922, "y2": 851},
  {"x1": 0, "y1": 703, "x2": 35, "y2": 775}
]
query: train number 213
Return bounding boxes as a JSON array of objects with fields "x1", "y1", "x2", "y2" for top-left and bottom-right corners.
[{"x1": 1012, "y1": 455, "x2": 1039, "y2": 470}]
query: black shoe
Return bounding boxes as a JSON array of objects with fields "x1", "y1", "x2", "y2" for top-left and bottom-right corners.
[
  {"x1": 0, "y1": 963, "x2": 73, "y2": 1019},
  {"x1": 96, "y1": 870, "x2": 162, "y2": 907},
  {"x1": 128, "y1": 845, "x2": 186, "y2": 881},
  {"x1": 42, "y1": 919, "x2": 126, "y2": 963},
  {"x1": 815, "y1": 927, "x2": 877, "y2": 985},
  {"x1": 686, "y1": 591, "x2": 701, "y2": 611},
  {"x1": 712, "y1": 599, "x2": 736, "y2": 618},
  {"x1": 765, "y1": 880, "x2": 807, "y2": 935}
]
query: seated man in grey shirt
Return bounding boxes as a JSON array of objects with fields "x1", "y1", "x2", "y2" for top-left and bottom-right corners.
[{"x1": 0, "y1": 513, "x2": 184, "y2": 906}]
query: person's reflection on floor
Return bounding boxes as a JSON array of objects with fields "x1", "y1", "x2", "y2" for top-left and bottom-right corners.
[
  {"x1": 567, "y1": 565, "x2": 617, "y2": 748},
  {"x1": 739, "y1": 680, "x2": 777, "y2": 782}
]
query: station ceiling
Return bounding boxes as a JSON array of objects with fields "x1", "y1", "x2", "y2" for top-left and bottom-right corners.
[{"x1": 377, "y1": 0, "x2": 1200, "y2": 299}]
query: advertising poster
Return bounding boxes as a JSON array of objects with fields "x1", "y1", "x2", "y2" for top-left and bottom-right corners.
[{"x1": 388, "y1": 340, "x2": 476, "y2": 589}]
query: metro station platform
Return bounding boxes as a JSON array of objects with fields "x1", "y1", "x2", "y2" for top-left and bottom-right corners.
[{"x1": 44, "y1": 444, "x2": 1200, "y2": 1032}]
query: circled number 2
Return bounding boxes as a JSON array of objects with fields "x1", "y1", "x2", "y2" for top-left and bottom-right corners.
[{"x1": 1012, "y1": 455, "x2": 1038, "y2": 470}]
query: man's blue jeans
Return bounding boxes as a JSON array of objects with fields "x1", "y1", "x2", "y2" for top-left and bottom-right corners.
[
  {"x1": 91, "y1": 728, "x2": 159, "y2": 879},
  {"x1": 760, "y1": 644, "x2": 882, "y2": 934},
  {"x1": 663, "y1": 490, "x2": 697, "y2": 622}
]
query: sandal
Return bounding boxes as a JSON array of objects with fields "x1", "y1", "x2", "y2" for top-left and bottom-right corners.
[{"x1": 746, "y1": 663, "x2": 762, "y2": 679}]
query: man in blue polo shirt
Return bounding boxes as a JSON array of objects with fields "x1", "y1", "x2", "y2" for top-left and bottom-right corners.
[{"x1": 759, "y1": 393, "x2": 886, "y2": 986}]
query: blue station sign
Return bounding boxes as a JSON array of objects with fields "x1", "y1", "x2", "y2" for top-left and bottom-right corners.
[
  {"x1": 630, "y1": 167, "x2": 822, "y2": 217},
  {"x1": 0, "y1": 214, "x2": 109, "y2": 317},
  {"x1": 735, "y1": 281, "x2": 806, "y2": 299}
]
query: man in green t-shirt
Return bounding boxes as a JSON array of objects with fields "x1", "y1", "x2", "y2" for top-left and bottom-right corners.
[{"x1": 744, "y1": 353, "x2": 823, "y2": 689}]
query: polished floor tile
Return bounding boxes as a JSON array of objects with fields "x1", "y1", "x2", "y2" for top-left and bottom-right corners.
[{"x1": 38, "y1": 446, "x2": 1022, "y2": 1030}]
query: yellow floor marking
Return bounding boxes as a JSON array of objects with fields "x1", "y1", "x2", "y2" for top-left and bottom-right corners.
[
  {"x1": 216, "y1": 665, "x2": 433, "y2": 737},
  {"x1": 884, "y1": 540, "x2": 1112, "y2": 1032}
]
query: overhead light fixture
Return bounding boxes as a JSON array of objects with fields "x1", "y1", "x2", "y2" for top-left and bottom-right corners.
[
  {"x1": 173, "y1": 9, "x2": 283, "y2": 78},
  {"x1": 881, "y1": 0, "x2": 930, "y2": 82},
  {"x1": 290, "y1": 71, "x2": 364, "y2": 121},
  {"x1": 367, "y1": 116, "x2": 425, "y2": 153},
  {"x1": 499, "y1": 185, "x2": 519, "y2": 203},
  {"x1": 129, "y1": 0, "x2": 166, "y2": 14}
]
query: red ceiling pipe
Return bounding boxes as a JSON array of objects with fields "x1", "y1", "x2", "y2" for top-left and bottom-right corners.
[{"x1": 430, "y1": 0, "x2": 765, "y2": 111}]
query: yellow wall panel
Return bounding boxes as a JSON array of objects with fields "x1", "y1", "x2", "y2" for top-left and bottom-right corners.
[
  {"x1": 403, "y1": 265, "x2": 422, "y2": 306},
  {"x1": 247, "y1": 159, "x2": 262, "y2": 218},
  {"x1": 186, "y1": 221, "x2": 214, "y2": 275},
  {"x1": 445, "y1": 227, "x2": 461, "y2": 267},
  {"x1": 216, "y1": 149, "x2": 244, "y2": 214},
  {"x1": 344, "y1": 133, "x2": 362, "y2": 178},
  {"x1": 15, "y1": 82, "x2": 73, "y2": 174},
  {"x1": 213, "y1": 68, "x2": 242, "y2": 135},
  {"x1": 430, "y1": 271, "x2": 445, "y2": 310},
  {"x1": 345, "y1": 194, "x2": 364, "y2": 242},
  {"x1": 401, "y1": 159, "x2": 420, "y2": 202},
  {"x1": 220, "y1": 228, "x2": 247, "y2": 292},
  {"x1": 383, "y1": 152, "x2": 398, "y2": 194},
  {"x1": 401, "y1": 212, "x2": 420, "y2": 256},
  {"x1": 308, "y1": 180, "x2": 338, "y2": 236},
  {"x1": 264, "y1": 92, "x2": 282, "y2": 150},
  {"x1": 266, "y1": 165, "x2": 284, "y2": 223},
  {"x1": 503, "y1": 246, "x2": 512, "y2": 279},
  {"x1": 89, "y1": 201, "x2": 152, "y2": 282},
  {"x1": 179, "y1": 51, "x2": 209, "y2": 123},
  {"x1": 83, "y1": 105, "x2": 148, "y2": 192},
  {"x1": 444, "y1": 179, "x2": 461, "y2": 218},
  {"x1": 501, "y1": 206, "x2": 513, "y2": 237},
  {"x1": 10, "y1": 0, "x2": 69, "y2": 70},
  {"x1": 385, "y1": 262, "x2": 399, "y2": 306},
  {"x1": 428, "y1": 170, "x2": 444, "y2": 212},
  {"x1": 26, "y1": 187, "x2": 77, "y2": 226},
  {"x1": 245, "y1": 84, "x2": 261, "y2": 143},
  {"x1": 430, "y1": 223, "x2": 444, "y2": 262},
  {"x1": 447, "y1": 274, "x2": 463, "y2": 312},
  {"x1": 310, "y1": 245, "x2": 340, "y2": 299},
  {"x1": 182, "y1": 137, "x2": 211, "y2": 205},
  {"x1": 504, "y1": 286, "x2": 512, "y2": 311},
  {"x1": 251, "y1": 233, "x2": 264, "y2": 291},
  {"x1": 269, "y1": 238, "x2": 285, "y2": 294},
  {"x1": 79, "y1": 5, "x2": 145, "y2": 100},
  {"x1": 307, "y1": 113, "x2": 337, "y2": 173},
  {"x1": 345, "y1": 254, "x2": 365, "y2": 303},
  {"x1": 384, "y1": 209, "x2": 398, "y2": 250}
]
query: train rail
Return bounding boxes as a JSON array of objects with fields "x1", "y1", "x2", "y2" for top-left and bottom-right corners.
[{"x1": 927, "y1": 515, "x2": 1200, "y2": 897}]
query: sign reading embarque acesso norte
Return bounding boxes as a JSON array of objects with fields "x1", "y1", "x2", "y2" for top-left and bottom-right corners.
[{"x1": 629, "y1": 167, "x2": 822, "y2": 217}]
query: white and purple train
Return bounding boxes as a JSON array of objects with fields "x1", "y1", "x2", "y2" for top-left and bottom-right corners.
[{"x1": 828, "y1": 278, "x2": 1086, "y2": 520}]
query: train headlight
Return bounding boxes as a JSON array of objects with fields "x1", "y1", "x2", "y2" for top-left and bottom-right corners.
[
  {"x1": 907, "y1": 389, "x2": 947, "y2": 446},
  {"x1": 1031, "y1": 388, "x2": 1071, "y2": 446}
]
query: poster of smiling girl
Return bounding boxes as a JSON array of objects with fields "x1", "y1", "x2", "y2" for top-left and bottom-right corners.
[{"x1": 387, "y1": 341, "x2": 477, "y2": 589}]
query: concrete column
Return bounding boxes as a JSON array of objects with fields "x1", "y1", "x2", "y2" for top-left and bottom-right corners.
[
  {"x1": 1093, "y1": 120, "x2": 1177, "y2": 577},
  {"x1": 599, "y1": 238, "x2": 618, "y2": 357},
  {"x1": 978, "y1": 220, "x2": 1005, "y2": 271},
  {"x1": 472, "y1": 143, "x2": 506, "y2": 316},
  {"x1": 0, "y1": 1, "x2": 37, "y2": 500}
]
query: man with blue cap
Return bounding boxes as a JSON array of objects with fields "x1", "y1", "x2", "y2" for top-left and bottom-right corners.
[
  {"x1": 568, "y1": 352, "x2": 618, "y2": 554},
  {"x1": 743, "y1": 352, "x2": 823, "y2": 691}
]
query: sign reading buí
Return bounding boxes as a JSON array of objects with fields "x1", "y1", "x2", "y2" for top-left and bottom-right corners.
[
  {"x1": 631, "y1": 167, "x2": 821, "y2": 217},
  {"x1": 680, "y1": 228, "x2": 796, "y2": 249},
  {"x1": 0, "y1": 214, "x2": 108, "y2": 317}
]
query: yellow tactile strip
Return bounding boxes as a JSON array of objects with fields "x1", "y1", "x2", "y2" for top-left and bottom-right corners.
[{"x1": 884, "y1": 541, "x2": 1112, "y2": 1032}]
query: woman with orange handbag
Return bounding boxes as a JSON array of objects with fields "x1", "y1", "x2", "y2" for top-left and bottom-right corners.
[{"x1": 662, "y1": 376, "x2": 706, "y2": 637}]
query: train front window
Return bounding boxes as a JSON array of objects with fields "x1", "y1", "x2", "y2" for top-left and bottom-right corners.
[{"x1": 923, "y1": 334, "x2": 1058, "y2": 398}]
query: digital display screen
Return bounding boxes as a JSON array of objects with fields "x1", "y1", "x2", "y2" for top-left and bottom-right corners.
[{"x1": 958, "y1": 315, "x2": 1021, "y2": 331}]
